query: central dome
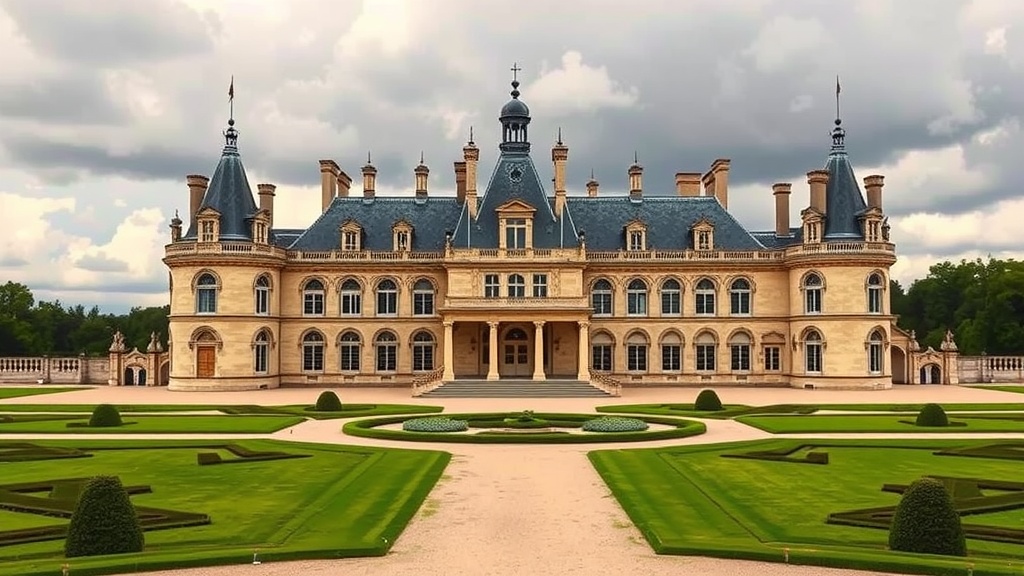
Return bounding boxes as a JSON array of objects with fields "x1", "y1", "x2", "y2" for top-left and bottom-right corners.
[{"x1": 500, "y1": 97, "x2": 530, "y2": 118}]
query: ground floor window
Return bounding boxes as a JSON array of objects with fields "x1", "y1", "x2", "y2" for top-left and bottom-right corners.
[
  {"x1": 696, "y1": 344, "x2": 715, "y2": 371},
  {"x1": 661, "y1": 345, "x2": 681, "y2": 371},
  {"x1": 376, "y1": 331, "x2": 397, "y2": 372},
  {"x1": 763, "y1": 346, "x2": 781, "y2": 371},
  {"x1": 412, "y1": 331, "x2": 435, "y2": 371},
  {"x1": 592, "y1": 345, "x2": 612, "y2": 371},
  {"x1": 730, "y1": 344, "x2": 750, "y2": 371},
  {"x1": 302, "y1": 332, "x2": 325, "y2": 372},
  {"x1": 627, "y1": 344, "x2": 647, "y2": 371},
  {"x1": 339, "y1": 331, "x2": 360, "y2": 372}
]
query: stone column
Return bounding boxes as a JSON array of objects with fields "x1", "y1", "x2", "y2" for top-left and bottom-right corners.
[
  {"x1": 577, "y1": 321, "x2": 590, "y2": 381},
  {"x1": 532, "y1": 321, "x2": 546, "y2": 381},
  {"x1": 486, "y1": 321, "x2": 500, "y2": 381},
  {"x1": 442, "y1": 321, "x2": 455, "y2": 381}
]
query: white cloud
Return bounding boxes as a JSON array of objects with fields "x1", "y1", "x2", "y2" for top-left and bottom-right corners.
[
  {"x1": 743, "y1": 16, "x2": 828, "y2": 73},
  {"x1": 0, "y1": 192, "x2": 75, "y2": 266},
  {"x1": 527, "y1": 51, "x2": 639, "y2": 115}
]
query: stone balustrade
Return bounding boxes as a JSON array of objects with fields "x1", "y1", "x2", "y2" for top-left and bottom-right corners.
[
  {"x1": 958, "y1": 355, "x2": 1024, "y2": 383},
  {"x1": 0, "y1": 355, "x2": 104, "y2": 384}
]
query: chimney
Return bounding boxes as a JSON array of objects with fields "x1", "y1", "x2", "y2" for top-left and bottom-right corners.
[
  {"x1": 586, "y1": 172, "x2": 599, "y2": 197},
  {"x1": 257, "y1": 183, "x2": 276, "y2": 229},
  {"x1": 552, "y1": 130, "x2": 568, "y2": 218},
  {"x1": 319, "y1": 160, "x2": 339, "y2": 212},
  {"x1": 454, "y1": 161, "x2": 467, "y2": 204},
  {"x1": 864, "y1": 174, "x2": 884, "y2": 210},
  {"x1": 675, "y1": 172, "x2": 701, "y2": 197},
  {"x1": 807, "y1": 169, "x2": 830, "y2": 213},
  {"x1": 414, "y1": 154, "x2": 429, "y2": 201},
  {"x1": 772, "y1": 182, "x2": 792, "y2": 237},
  {"x1": 704, "y1": 159, "x2": 731, "y2": 208},
  {"x1": 464, "y1": 133, "x2": 480, "y2": 219},
  {"x1": 186, "y1": 174, "x2": 209, "y2": 227},
  {"x1": 337, "y1": 170, "x2": 352, "y2": 198},
  {"x1": 628, "y1": 155, "x2": 643, "y2": 201},
  {"x1": 361, "y1": 154, "x2": 377, "y2": 199}
]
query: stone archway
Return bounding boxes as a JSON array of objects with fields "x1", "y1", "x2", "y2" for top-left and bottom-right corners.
[
  {"x1": 920, "y1": 363, "x2": 942, "y2": 384},
  {"x1": 123, "y1": 367, "x2": 135, "y2": 386},
  {"x1": 138, "y1": 368, "x2": 148, "y2": 386},
  {"x1": 891, "y1": 346, "x2": 907, "y2": 384}
]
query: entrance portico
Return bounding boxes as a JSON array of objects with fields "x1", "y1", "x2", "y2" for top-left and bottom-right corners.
[{"x1": 441, "y1": 318, "x2": 590, "y2": 382}]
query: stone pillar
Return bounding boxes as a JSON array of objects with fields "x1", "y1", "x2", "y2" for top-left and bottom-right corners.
[
  {"x1": 486, "y1": 321, "x2": 500, "y2": 381},
  {"x1": 78, "y1": 352, "x2": 87, "y2": 384},
  {"x1": 577, "y1": 321, "x2": 590, "y2": 381},
  {"x1": 532, "y1": 321, "x2": 546, "y2": 381},
  {"x1": 442, "y1": 321, "x2": 455, "y2": 381}
]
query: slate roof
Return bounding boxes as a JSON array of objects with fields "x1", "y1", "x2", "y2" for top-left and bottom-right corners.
[
  {"x1": 750, "y1": 229, "x2": 802, "y2": 249},
  {"x1": 183, "y1": 124, "x2": 258, "y2": 241},
  {"x1": 564, "y1": 195, "x2": 765, "y2": 251},
  {"x1": 823, "y1": 123, "x2": 868, "y2": 240},
  {"x1": 288, "y1": 197, "x2": 462, "y2": 252},
  {"x1": 271, "y1": 229, "x2": 304, "y2": 248}
]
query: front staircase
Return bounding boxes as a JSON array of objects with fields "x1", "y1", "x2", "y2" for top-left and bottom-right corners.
[{"x1": 419, "y1": 378, "x2": 612, "y2": 398}]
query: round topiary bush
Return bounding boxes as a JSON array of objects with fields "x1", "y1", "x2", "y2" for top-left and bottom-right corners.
[
  {"x1": 888, "y1": 477, "x2": 966, "y2": 556},
  {"x1": 582, "y1": 416, "x2": 649, "y2": 432},
  {"x1": 88, "y1": 404, "x2": 123, "y2": 427},
  {"x1": 915, "y1": 403, "x2": 949, "y2": 427},
  {"x1": 64, "y1": 476, "x2": 144, "y2": 558},
  {"x1": 314, "y1": 391, "x2": 343, "y2": 412},
  {"x1": 402, "y1": 417, "x2": 469, "y2": 432},
  {"x1": 694, "y1": 389, "x2": 724, "y2": 411}
]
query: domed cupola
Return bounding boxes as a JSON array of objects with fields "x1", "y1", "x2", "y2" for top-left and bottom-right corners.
[{"x1": 499, "y1": 63, "x2": 531, "y2": 154}]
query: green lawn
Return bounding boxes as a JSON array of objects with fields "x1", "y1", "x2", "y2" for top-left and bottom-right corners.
[
  {"x1": 974, "y1": 385, "x2": 1024, "y2": 395},
  {"x1": 0, "y1": 387, "x2": 86, "y2": 399},
  {"x1": 1, "y1": 439, "x2": 450, "y2": 576},
  {"x1": 0, "y1": 414, "x2": 305, "y2": 434},
  {"x1": 597, "y1": 402, "x2": 1024, "y2": 419},
  {"x1": 590, "y1": 439, "x2": 1024, "y2": 575},
  {"x1": 0, "y1": 403, "x2": 443, "y2": 419},
  {"x1": 737, "y1": 413, "x2": 1024, "y2": 434}
]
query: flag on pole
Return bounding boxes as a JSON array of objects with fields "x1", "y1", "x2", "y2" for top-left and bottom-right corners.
[
  {"x1": 228, "y1": 76, "x2": 234, "y2": 101},
  {"x1": 836, "y1": 75, "x2": 841, "y2": 96}
]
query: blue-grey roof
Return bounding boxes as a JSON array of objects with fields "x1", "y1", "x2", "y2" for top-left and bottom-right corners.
[
  {"x1": 288, "y1": 197, "x2": 462, "y2": 251},
  {"x1": 564, "y1": 195, "x2": 765, "y2": 251},
  {"x1": 452, "y1": 152, "x2": 577, "y2": 249},
  {"x1": 823, "y1": 125, "x2": 868, "y2": 240},
  {"x1": 183, "y1": 126, "x2": 258, "y2": 241},
  {"x1": 501, "y1": 98, "x2": 530, "y2": 118},
  {"x1": 271, "y1": 229, "x2": 304, "y2": 248},
  {"x1": 751, "y1": 228, "x2": 802, "y2": 249}
]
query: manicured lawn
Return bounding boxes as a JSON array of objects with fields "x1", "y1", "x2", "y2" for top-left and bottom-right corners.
[
  {"x1": 0, "y1": 387, "x2": 86, "y2": 399},
  {"x1": 597, "y1": 402, "x2": 1024, "y2": 419},
  {"x1": 0, "y1": 414, "x2": 305, "y2": 434},
  {"x1": 737, "y1": 413, "x2": 1024, "y2": 434},
  {"x1": 975, "y1": 385, "x2": 1024, "y2": 395},
  {"x1": 590, "y1": 439, "x2": 1024, "y2": 575},
  {"x1": 1, "y1": 439, "x2": 450, "y2": 576},
  {"x1": 0, "y1": 403, "x2": 444, "y2": 419}
]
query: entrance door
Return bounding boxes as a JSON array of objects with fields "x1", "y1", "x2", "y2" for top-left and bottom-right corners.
[
  {"x1": 501, "y1": 327, "x2": 530, "y2": 377},
  {"x1": 196, "y1": 347, "x2": 216, "y2": 378}
]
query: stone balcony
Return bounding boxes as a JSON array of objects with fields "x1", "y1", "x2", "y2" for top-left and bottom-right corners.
[{"x1": 442, "y1": 296, "x2": 590, "y2": 310}]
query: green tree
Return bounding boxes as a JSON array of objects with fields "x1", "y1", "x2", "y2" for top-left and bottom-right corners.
[{"x1": 64, "y1": 476, "x2": 144, "y2": 557}]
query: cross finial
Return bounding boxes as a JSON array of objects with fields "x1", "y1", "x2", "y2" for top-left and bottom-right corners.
[{"x1": 511, "y1": 62, "x2": 521, "y2": 82}]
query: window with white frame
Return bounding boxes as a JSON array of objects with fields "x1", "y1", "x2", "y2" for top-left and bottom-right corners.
[
  {"x1": 302, "y1": 279, "x2": 325, "y2": 316},
  {"x1": 695, "y1": 278, "x2": 716, "y2": 316},
  {"x1": 804, "y1": 330, "x2": 823, "y2": 373},
  {"x1": 254, "y1": 274, "x2": 270, "y2": 315},
  {"x1": 591, "y1": 332, "x2": 613, "y2": 371},
  {"x1": 532, "y1": 273, "x2": 548, "y2": 298},
  {"x1": 626, "y1": 332, "x2": 648, "y2": 372},
  {"x1": 592, "y1": 279, "x2": 613, "y2": 316},
  {"x1": 628, "y1": 229, "x2": 645, "y2": 251},
  {"x1": 302, "y1": 331, "x2": 325, "y2": 372},
  {"x1": 375, "y1": 331, "x2": 397, "y2": 372},
  {"x1": 729, "y1": 278, "x2": 751, "y2": 315},
  {"x1": 412, "y1": 331, "x2": 435, "y2": 371},
  {"x1": 196, "y1": 273, "x2": 218, "y2": 314},
  {"x1": 339, "y1": 331, "x2": 361, "y2": 371},
  {"x1": 200, "y1": 220, "x2": 216, "y2": 242},
  {"x1": 339, "y1": 279, "x2": 361, "y2": 316},
  {"x1": 661, "y1": 279, "x2": 681, "y2": 316},
  {"x1": 867, "y1": 273, "x2": 884, "y2": 314},
  {"x1": 413, "y1": 279, "x2": 434, "y2": 316},
  {"x1": 695, "y1": 332, "x2": 716, "y2": 372},
  {"x1": 804, "y1": 273, "x2": 823, "y2": 314},
  {"x1": 254, "y1": 330, "x2": 270, "y2": 374},
  {"x1": 505, "y1": 218, "x2": 527, "y2": 249},
  {"x1": 507, "y1": 274, "x2": 526, "y2": 298},
  {"x1": 729, "y1": 332, "x2": 751, "y2": 371},
  {"x1": 868, "y1": 330, "x2": 884, "y2": 374},
  {"x1": 661, "y1": 332, "x2": 682, "y2": 372},
  {"x1": 484, "y1": 274, "x2": 500, "y2": 298},
  {"x1": 626, "y1": 279, "x2": 648, "y2": 316},
  {"x1": 376, "y1": 279, "x2": 398, "y2": 316},
  {"x1": 696, "y1": 230, "x2": 711, "y2": 251},
  {"x1": 342, "y1": 229, "x2": 360, "y2": 251},
  {"x1": 764, "y1": 346, "x2": 781, "y2": 371},
  {"x1": 395, "y1": 230, "x2": 410, "y2": 251},
  {"x1": 253, "y1": 221, "x2": 268, "y2": 244}
]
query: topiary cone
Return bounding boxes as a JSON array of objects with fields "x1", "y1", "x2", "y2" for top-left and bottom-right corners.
[
  {"x1": 89, "y1": 404, "x2": 123, "y2": 427},
  {"x1": 315, "y1": 390, "x2": 343, "y2": 412},
  {"x1": 915, "y1": 403, "x2": 949, "y2": 427},
  {"x1": 888, "y1": 477, "x2": 966, "y2": 556},
  {"x1": 65, "y1": 476, "x2": 144, "y2": 557},
  {"x1": 694, "y1": 389, "x2": 724, "y2": 411}
]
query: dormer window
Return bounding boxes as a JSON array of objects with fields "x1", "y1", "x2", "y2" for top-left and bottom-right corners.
[
  {"x1": 691, "y1": 218, "x2": 714, "y2": 251},
  {"x1": 392, "y1": 220, "x2": 413, "y2": 252},
  {"x1": 396, "y1": 231, "x2": 409, "y2": 251},
  {"x1": 860, "y1": 208, "x2": 884, "y2": 243},
  {"x1": 496, "y1": 199, "x2": 536, "y2": 250},
  {"x1": 801, "y1": 208, "x2": 823, "y2": 245},
  {"x1": 505, "y1": 218, "x2": 527, "y2": 249},
  {"x1": 625, "y1": 220, "x2": 647, "y2": 251},
  {"x1": 196, "y1": 207, "x2": 220, "y2": 243},
  {"x1": 253, "y1": 221, "x2": 268, "y2": 244},
  {"x1": 340, "y1": 221, "x2": 362, "y2": 251}
]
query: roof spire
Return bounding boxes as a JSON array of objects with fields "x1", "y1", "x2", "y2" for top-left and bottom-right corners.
[
  {"x1": 510, "y1": 62, "x2": 521, "y2": 99},
  {"x1": 419, "y1": 150, "x2": 425, "y2": 165},
  {"x1": 223, "y1": 76, "x2": 239, "y2": 149},
  {"x1": 468, "y1": 125, "x2": 475, "y2": 145},
  {"x1": 557, "y1": 126, "x2": 563, "y2": 145},
  {"x1": 831, "y1": 75, "x2": 846, "y2": 153}
]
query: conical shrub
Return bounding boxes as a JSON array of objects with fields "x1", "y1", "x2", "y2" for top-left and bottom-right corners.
[
  {"x1": 64, "y1": 476, "x2": 144, "y2": 557},
  {"x1": 915, "y1": 403, "x2": 949, "y2": 427},
  {"x1": 694, "y1": 389, "x2": 724, "y2": 411},
  {"x1": 89, "y1": 404, "x2": 122, "y2": 427},
  {"x1": 888, "y1": 477, "x2": 966, "y2": 556},
  {"x1": 315, "y1": 390, "x2": 343, "y2": 412}
]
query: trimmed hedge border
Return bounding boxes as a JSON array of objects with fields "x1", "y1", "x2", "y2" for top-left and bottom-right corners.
[{"x1": 343, "y1": 412, "x2": 705, "y2": 444}]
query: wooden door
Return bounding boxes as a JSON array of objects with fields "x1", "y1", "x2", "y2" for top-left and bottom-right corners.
[{"x1": 196, "y1": 347, "x2": 216, "y2": 378}]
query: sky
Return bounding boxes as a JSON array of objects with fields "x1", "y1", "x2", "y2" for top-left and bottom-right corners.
[{"x1": 1, "y1": 0, "x2": 1023, "y2": 314}]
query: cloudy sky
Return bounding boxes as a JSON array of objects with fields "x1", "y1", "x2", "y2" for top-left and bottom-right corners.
[{"x1": 1, "y1": 0, "x2": 1022, "y2": 313}]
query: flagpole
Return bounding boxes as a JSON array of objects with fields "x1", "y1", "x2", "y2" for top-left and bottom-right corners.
[
  {"x1": 835, "y1": 75, "x2": 841, "y2": 121},
  {"x1": 229, "y1": 75, "x2": 234, "y2": 121}
]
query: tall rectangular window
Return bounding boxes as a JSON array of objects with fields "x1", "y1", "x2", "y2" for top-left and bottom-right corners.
[
  {"x1": 484, "y1": 274, "x2": 500, "y2": 298},
  {"x1": 532, "y1": 274, "x2": 548, "y2": 298},
  {"x1": 696, "y1": 345, "x2": 716, "y2": 371},
  {"x1": 591, "y1": 345, "x2": 612, "y2": 371},
  {"x1": 505, "y1": 218, "x2": 527, "y2": 249},
  {"x1": 764, "y1": 346, "x2": 781, "y2": 371},
  {"x1": 661, "y1": 345, "x2": 681, "y2": 371}
]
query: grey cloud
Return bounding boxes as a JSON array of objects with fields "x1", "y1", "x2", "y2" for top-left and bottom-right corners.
[
  {"x1": 0, "y1": 255, "x2": 29, "y2": 267},
  {"x1": 0, "y1": 72, "x2": 127, "y2": 125},
  {"x1": 75, "y1": 254, "x2": 130, "y2": 273},
  {"x1": 1, "y1": 0, "x2": 214, "y2": 65}
]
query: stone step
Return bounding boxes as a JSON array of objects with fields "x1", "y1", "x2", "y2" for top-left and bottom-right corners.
[{"x1": 420, "y1": 379, "x2": 611, "y2": 398}]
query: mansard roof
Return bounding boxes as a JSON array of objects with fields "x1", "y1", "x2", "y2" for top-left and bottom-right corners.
[
  {"x1": 288, "y1": 197, "x2": 462, "y2": 252},
  {"x1": 183, "y1": 121, "x2": 258, "y2": 241}
]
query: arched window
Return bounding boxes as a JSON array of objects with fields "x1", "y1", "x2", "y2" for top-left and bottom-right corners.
[
  {"x1": 413, "y1": 279, "x2": 435, "y2": 316},
  {"x1": 729, "y1": 278, "x2": 751, "y2": 316},
  {"x1": 729, "y1": 331, "x2": 752, "y2": 372},
  {"x1": 302, "y1": 331, "x2": 325, "y2": 372},
  {"x1": 803, "y1": 273, "x2": 823, "y2": 314},
  {"x1": 805, "y1": 330, "x2": 823, "y2": 374},
  {"x1": 375, "y1": 331, "x2": 397, "y2": 372},
  {"x1": 196, "y1": 273, "x2": 218, "y2": 314},
  {"x1": 660, "y1": 279, "x2": 681, "y2": 316},
  {"x1": 868, "y1": 329, "x2": 884, "y2": 374},
  {"x1": 339, "y1": 331, "x2": 361, "y2": 372},
  {"x1": 376, "y1": 279, "x2": 398, "y2": 316},
  {"x1": 340, "y1": 279, "x2": 362, "y2": 317},
  {"x1": 626, "y1": 332, "x2": 648, "y2": 372},
  {"x1": 627, "y1": 279, "x2": 648, "y2": 316},
  {"x1": 254, "y1": 330, "x2": 270, "y2": 374},
  {"x1": 867, "y1": 273, "x2": 884, "y2": 314},
  {"x1": 303, "y1": 279, "x2": 325, "y2": 316},
  {"x1": 695, "y1": 331, "x2": 716, "y2": 372},
  {"x1": 660, "y1": 332, "x2": 682, "y2": 372},
  {"x1": 695, "y1": 278, "x2": 716, "y2": 316},
  {"x1": 591, "y1": 332, "x2": 613, "y2": 371},
  {"x1": 254, "y1": 275, "x2": 270, "y2": 316},
  {"x1": 507, "y1": 274, "x2": 525, "y2": 298},
  {"x1": 412, "y1": 331, "x2": 435, "y2": 371},
  {"x1": 592, "y1": 279, "x2": 613, "y2": 316}
]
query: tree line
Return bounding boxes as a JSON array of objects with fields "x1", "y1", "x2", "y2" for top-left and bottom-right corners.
[{"x1": 0, "y1": 257, "x2": 1022, "y2": 358}]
